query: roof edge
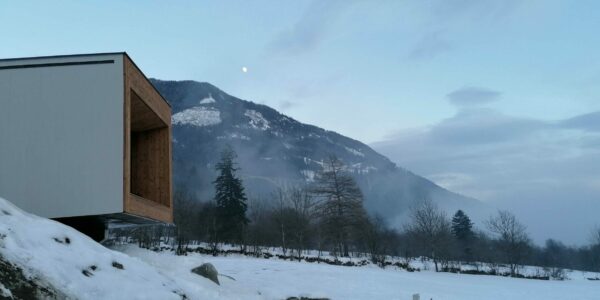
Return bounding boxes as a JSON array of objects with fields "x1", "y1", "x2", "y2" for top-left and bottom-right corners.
[
  {"x1": 0, "y1": 52, "x2": 127, "y2": 62},
  {"x1": 0, "y1": 52, "x2": 172, "y2": 108},
  {"x1": 123, "y1": 53, "x2": 172, "y2": 108}
]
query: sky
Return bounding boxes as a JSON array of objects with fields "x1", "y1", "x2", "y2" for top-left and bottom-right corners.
[{"x1": 1, "y1": 0, "x2": 599, "y2": 244}]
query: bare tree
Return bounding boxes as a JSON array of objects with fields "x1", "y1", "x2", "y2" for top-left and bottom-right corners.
[
  {"x1": 173, "y1": 187, "x2": 197, "y2": 255},
  {"x1": 246, "y1": 196, "x2": 272, "y2": 255},
  {"x1": 272, "y1": 188, "x2": 289, "y2": 256},
  {"x1": 363, "y1": 214, "x2": 388, "y2": 266},
  {"x1": 287, "y1": 186, "x2": 315, "y2": 259},
  {"x1": 591, "y1": 226, "x2": 600, "y2": 246},
  {"x1": 486, "y1": 210, "x2": 531, "y2": 276},
  {"x1": 590, "y1": 226, "x2": 600, "y2": 272},
  {"x1": 406, "y1": 199, "x2": 452, "y2": 272},
  {"x1": 312, "y1": 155, "x2": 367, "y2": 257},
  {"x1": 198, "y1": 201, "x2": 219, "y2": 255},
  {"x1": 270, "y1": 186, "x2": 316, "y2": 259}
]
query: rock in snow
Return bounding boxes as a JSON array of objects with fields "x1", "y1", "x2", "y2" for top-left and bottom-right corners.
[{"x1": 191, "y1": 263, "x2": 220, "y2": 285}]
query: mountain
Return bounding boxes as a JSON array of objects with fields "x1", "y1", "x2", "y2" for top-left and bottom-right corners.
[{"x1": 151, "y1": 79, "x2": 492, "y2": 227}]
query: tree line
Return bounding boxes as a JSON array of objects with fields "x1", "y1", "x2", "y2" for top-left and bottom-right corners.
[{"x1": 113, "y1": 148, "x2": 600, "y2": 278}]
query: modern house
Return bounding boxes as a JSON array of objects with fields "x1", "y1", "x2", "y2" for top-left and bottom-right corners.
[{"x1": 0, "y1": 53, "x2": 172, "y2": 240}]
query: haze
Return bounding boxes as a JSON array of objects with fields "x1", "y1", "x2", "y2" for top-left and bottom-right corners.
[{"x1": 1, "y1": 0, "x2": 598, "y2": 244}]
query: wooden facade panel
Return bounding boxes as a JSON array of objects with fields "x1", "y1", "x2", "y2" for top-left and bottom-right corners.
[
  {"x1": 131, "y1": 91, "x2": 167, "y2": 132},
  {"x1": 124, "y1": 56, "x2": 171, "y2": 125},
  {"x1": 131, "y1": 127, "x2": 170, "y2": 207},
  {"x1": 123, "y1": 54, "x2": 173, "y2": 223},
  {"x1": 128, "y1": 194, "x2": 172, "y2": 223}
]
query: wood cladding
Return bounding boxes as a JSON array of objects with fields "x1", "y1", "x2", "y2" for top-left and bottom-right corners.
[
  {"x1": 131, "y1": 128, "x2": 170, "y2": 207},
  {"x1": 123, "y1": 54, "x2": 173, "y2": 223},
  {"x1": 128, "y1": 193, "x2": 172, "y2": 224},
  {"x1": 130, "y1": 91, "x2": 166, "y2": 132}
]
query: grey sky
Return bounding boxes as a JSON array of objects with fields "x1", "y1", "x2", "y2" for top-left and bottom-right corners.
[
  {"x1": 373, "y1": 105, "x2": 600, "y2": 244},
  {"x1": 1, "y1": 0, "x2": 599, "y2": 244}
]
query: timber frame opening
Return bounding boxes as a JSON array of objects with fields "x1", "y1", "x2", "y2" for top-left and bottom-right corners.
[{"x1": 123, "y1": 55, "x2": 173, "y2": 223}]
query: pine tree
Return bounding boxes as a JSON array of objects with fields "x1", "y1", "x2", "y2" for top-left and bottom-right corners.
[
  {"x1": 213, "y1": 147, "x2": 249, "y2": 246},
  {"x1": 452, "y1": 209, "x2": 474, "y2": 262},
  {"x1": 451, "y1": 210, "x2": 473, "y2": 240}
]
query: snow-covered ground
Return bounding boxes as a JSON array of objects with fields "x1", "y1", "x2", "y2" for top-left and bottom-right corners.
[
  {"x1": 1, "y1": 194, "x2": 599, "y2": 300},
  {"x1": 119, "y1": 245, "x2": 600, "y2": 300},
  {"x1": 0, "y1": 197, "x2": 255, "y2": 300}
]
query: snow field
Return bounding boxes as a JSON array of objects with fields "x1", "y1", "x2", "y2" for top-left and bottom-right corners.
[{"x1": 120, "y1": 245, "x2": 600, "y2": 300}]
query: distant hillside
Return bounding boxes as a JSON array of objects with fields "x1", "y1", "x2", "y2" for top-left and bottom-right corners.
[{"x1": 152, "y1": 79, "x2": 492, "y2": 227}]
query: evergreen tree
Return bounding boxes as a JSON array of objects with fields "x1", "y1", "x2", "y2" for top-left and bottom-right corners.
[
  {"x1": 451, "y1": 210, "x2": 473, "y2": 240},
  {"x1": 452, "y1": 209, "x2": 474, "y2": 262},
  {"x1": 213, "y1": 147, "x2": 249, "y2": 245}
]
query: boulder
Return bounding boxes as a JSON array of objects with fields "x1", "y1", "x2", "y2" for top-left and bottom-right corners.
[
  {"x1": 0, "y1": 255, "x2": 66, "y2": 299},
  {"x1": 191, "y1": 263, "x2": 220, "y2": 285}
]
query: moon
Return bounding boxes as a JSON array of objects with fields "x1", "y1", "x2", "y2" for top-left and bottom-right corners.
[{"x1": 242, "y1": 67, "x2": 248, "y2": 73}]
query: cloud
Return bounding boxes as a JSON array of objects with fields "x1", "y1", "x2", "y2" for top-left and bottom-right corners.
[
  {"x1": 429, "y1": 109, "x2": 544, "y2": 145},
  {"x1": 446, "y1": 86, "x2": 502, "y2": 106},
  {"x1": 279, "y1": 100, "x2": 297, "y2": 111},
  {"x1": 372, "y1": 109, "x2": 600, "y2": 245},
  {"x1": 408, "y1": 31, "x2": 452, "y2": 60},
  {"x1": 407, "y1": 0, "x2": 524, "y2": 61},
  {"x1": 285, "y1": 74, "x2": 342, "y2": 99},
  {"x1": 266, "y1": 0, "x2": 355, "y2": 56},
  {"x1": 560, "y1": 111, "x2": 600, "y2": 132},
  {"x1": 428, "y1": 0, "x2": 523, "y2": 22}
]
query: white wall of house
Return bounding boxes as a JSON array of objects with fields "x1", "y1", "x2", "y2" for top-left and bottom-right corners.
[{"x1": 0, "y1": 53, "x2": 125, "y2": 218}]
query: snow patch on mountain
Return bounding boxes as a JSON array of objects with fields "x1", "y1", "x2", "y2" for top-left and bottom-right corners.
[
  {"x1": 344, "y1": 162, "x2": 378, "y2": 175},
  {"x1": 199, "y1": 94, "x2": 216, "y2": 104},
  {"x1": 344, "y1": 146, "x2": 365, "y2": 157},
  {"x1": 300, "y1": 170, "x2": 316, "y2": 181},
  {"x1": 172, "y1": 107, "x2": 221, "y2": 127},
  {"x1": 280, "y1": 116, "x2": 294, "y2": 124},
  {"x1": 244, "y1": 110, "x2": 270, "y2": 130},
  {"x1": 302, "y1": 157, "x2": 325, "y2": 168},
  {"x1": 217, "y1": 132, "x2": 251, "y2": 141}
]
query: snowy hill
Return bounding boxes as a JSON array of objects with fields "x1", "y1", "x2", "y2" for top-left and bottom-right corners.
[
  {"x1": 151, "y1": 79, "x2": 492, "y2": 226},
  {"x1": 0, "y1": 197, "x2": 258, "y2": 300},
  {"x1": 0, "y1": 196, "x2": 598, "y2": 299}
]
